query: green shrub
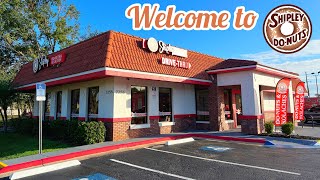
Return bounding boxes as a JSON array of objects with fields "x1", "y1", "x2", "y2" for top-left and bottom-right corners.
[
  {"x1": 49, "y1": 120, "x2": 68, "y2": 140},
  {"x1": 281, "y1": 122, "x2": 294, "y2": 135},
  {"x1": 75, "y1": 121, "x2": 106, "y2": 145},
  {"x1": 264, "y1": 121, "x2": 274, "y2": 134},
  {"x1": 10, "y1": 117, "x2": 106, "y2": 145}
]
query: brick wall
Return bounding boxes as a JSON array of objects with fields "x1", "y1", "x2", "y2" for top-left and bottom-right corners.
[
  {"x1": 240, "y1": 118, "x2": 264, "y2": 134},
  {"x1": 109, "y1": 117, "x2": 196, "y2": 141},
  {"x1": 208, "y1": 76, "x2": 237, "y2": 131},
  {"x1": 196, "y1": 123, "x2": 210, "y2": 130},
  {"x1": 208, "y1": 74, "x2": 221, "y2": 131}
]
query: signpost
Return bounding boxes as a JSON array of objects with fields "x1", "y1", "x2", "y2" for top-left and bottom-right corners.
[{"x1": 36, "y1": 83, "x2": 46, "y2": 154}]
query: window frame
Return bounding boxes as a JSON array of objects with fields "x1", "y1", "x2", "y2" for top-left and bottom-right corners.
[
  {"x1": 87, "y1": 86, "x2": 99, "y2": 120},
  {"x1": 130, "y1": 85, "x2": 148, "y2": 126},
  {"x1": 70, "y1": 89, "x2": 80, "y2": 119},
  {"x1": 195, "y1": 88, "x2": 210, "y2": 123},
  {"x1": 45, "y1": 93, "x2": 51, "y2": 117},
  {"x1": 56, "y1": 91, "x2": 62, "y2": 118},
  {"x1": 158, "y1": 87, "x2": 173, "y2": 123}
]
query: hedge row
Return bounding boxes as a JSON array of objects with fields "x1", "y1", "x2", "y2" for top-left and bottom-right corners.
[{"x1": 11, "y1": 118, "x2": 106, "y2": 145}]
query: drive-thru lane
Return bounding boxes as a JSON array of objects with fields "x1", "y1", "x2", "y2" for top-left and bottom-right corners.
[{"x1": 3, "y1": 139, "x2": 320, "y2": 180}]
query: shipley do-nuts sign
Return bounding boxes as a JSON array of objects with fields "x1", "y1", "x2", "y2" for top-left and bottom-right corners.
[
  {"x1": 294, "y1": 82, "x2": 305, "y2": 121},
  {"x1": 33, "y1": 53, "x2": 66, "y2": 73},
  {"x1": 263, "y1": 5, "x2": 312, "y2": 53},
  {"x1": 142, "y1": 37, "x2": 191, "y2": 69},
  {"x1": 142, "y1": 37, "x2": 188, "y2": 58},
  {"x1": 274, "y1": 78, "x2": 291, "y2": 126}
]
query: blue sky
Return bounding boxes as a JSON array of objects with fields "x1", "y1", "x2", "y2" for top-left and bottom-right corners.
[{"x1": 69, "y1": 0, "x2": 320, "y2": 96}]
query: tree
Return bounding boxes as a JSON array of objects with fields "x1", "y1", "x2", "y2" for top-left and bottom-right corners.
[
  {"x1": 0, "y1": 68, "x2": 16, "y2": 133},
  {"x1": 0, "y1": 0, "x2": 81, "y2": 124},
  {"x1": 78, "y1": 25, "x2": 101, "y2": 42},
  {"x1": 0, "y1": 0, "x2": 80, "y2": 69}
]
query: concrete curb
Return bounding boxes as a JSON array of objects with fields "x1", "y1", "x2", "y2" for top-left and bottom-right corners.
[
  {"x1": 165, "y1": 137, "x2": 195, "y2": 146},
  {"x1": 0, "y1": 133, "x2": 265, "y2": 176},
  {"x1": 10, "y1": 160, "x2": 81, "y2": 180}
]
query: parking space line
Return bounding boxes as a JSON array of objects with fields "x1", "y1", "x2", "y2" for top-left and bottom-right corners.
[
  {"x1": 145, "y1": 148, "x2": 301, "y2": 176},
  {"x1": 110, "y1": 159, "x2": 195, "y2": 180}
]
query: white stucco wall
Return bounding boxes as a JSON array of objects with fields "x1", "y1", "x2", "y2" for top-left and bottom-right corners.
[
  {"x1": 217, "y1": 70, "x2": 296, "y2": 116},
  {"x1": 113, "y1": 77, "x2": 196, "y2": 121},
  {"x1": 35, "y1": 77, "x2": 196, "y2": 121},
  {"x1": 44, "y1": 78, "x2": 112, "y2": 120}
]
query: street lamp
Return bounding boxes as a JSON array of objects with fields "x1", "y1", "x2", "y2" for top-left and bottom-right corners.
[{"x1": 311, "y1": 71, "x2": 320, "y2": 96}]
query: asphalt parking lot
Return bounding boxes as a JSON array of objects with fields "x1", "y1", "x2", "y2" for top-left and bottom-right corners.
[{"x1": 4, "y1": 139, "x2": 320, "y2": 180}]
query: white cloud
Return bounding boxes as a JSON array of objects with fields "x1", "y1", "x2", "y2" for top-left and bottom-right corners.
[
  {"x1": 239, "y1": 39, "x2": 320, "y2": 96},
  {"x1": 241, "y1": 40, "x2": 320, "y2": 64}
]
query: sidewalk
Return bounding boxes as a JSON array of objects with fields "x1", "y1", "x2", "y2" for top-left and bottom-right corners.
[{"x1": 1, "y1": 134, "x2": 180, "y2": 166}]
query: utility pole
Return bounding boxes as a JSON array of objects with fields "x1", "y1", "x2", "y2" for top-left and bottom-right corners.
[
  {"x1": 305, "y1": 72, "x2": 310, "y2": 97},
  {"x1": 311, "y1": 72, "x2": 320, "y2": 97}
]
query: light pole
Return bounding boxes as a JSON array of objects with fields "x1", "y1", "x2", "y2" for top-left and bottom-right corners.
[
  {"x1": 311, "y1": 71, "x2": 320, "y2": 96},
  {"x1": 305, "y1": 72, "x2": 310, "y2": 97}
]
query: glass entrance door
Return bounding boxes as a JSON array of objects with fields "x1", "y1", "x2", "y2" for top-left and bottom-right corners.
[
  {"x1": 224, "y1": 89, "x2": 233, "y2": 120},
  {"x1": 235, "y1": 91, "x2": 242, "y2": 126}
]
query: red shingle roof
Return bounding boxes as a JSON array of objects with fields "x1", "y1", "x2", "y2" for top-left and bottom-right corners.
[
  {"x1": 12, "y1": 30, "x2": 223, "y2": 88},
  {"x1": 207, "y1": 59, "x2": 257, "y2": 71},
  {"x1": 207, "y1": 59, "x2": 299, "y2": 76},
  {"x1": 12, "y1": 32, "x2": 110, "y2": 87}
]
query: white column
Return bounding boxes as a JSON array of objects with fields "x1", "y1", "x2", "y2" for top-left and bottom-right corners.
[
  {"x1": 79, "y1": 87, "x2": 88, "y2": 120},
  {"x1": 148, "y1": 86, "x2": 159, "y2": 118},
  {"x1": 98, "y1": 84, "x2": 107, "y2": 119},
  {"x1": 50, "y1": 92, "x2": 56, "y2": 118},
  {"x1": 241, "y1": 74, "x2": 261, "y2": 115},
  {"x1": 61, "y1": 89, "x2": 70, "y2": 119},
  {"x1": 113, "y1": 77, "x2": 131, "y2": 118}
]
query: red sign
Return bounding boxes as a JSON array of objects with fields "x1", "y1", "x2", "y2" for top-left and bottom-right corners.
[
  {"x1": 274, "y1": 78, "x2": 291, "y2": 126},
  {"x1": 49, "y1": 53, "x2": 66, "y2": 66},
  {"x1": 294, "y1": 82, "x2": 305, "y2": 121}
]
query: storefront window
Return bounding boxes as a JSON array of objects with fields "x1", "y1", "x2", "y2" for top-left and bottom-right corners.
[
  {"x1": 224, "y1": 89, "x2": 233, "y2": 120},
  {"x1": 131, "y1": 86, "x2": 147, "y2": 124},
  {"x1": 45, "y1": 93, "x2": 51, "y2": 120},
  {"x1": 71, "y1": 89, "x2": 80, "y2": 118},
  {"x1": 56, "y1": 91, "x2": 62, "y2": 118},
  {"x1": 159, "y1": 88, "x2": 172, "y2": 122},
  {"x1": 196, "y1": 89, "x2": 209, "y2": 121},
  {"x1": 88, "y1": 87, "x2": 99, "y2": 120}
]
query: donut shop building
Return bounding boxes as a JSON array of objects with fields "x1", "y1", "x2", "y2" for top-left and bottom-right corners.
[{"x1": 12, "y1": 31, "x2": 301, "y2": 141}]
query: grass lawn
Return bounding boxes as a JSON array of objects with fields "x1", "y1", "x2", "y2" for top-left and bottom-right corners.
[{"x1": 0, "y1": 133, "x2": 72, "y2": 160}]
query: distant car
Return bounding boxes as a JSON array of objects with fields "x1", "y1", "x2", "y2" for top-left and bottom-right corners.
[{"x1": 304, "y1": 106, "x2": 320, "y2": 123}]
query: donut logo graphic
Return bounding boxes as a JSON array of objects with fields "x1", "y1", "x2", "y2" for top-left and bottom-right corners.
[
  {"x1": 297, "y1": 85, "x2": 304, "y2": 94},
  {"x1": 263, "y1": 5, "x2": 312, "y2": 54},
  {"x1": 277, "y1": 82, "x2": 288, "y2": 94}
]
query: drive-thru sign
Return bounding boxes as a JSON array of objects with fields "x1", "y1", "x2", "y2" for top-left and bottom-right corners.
[{"x1": 36, "y1": 83, "x2": 46, "y2": 154}]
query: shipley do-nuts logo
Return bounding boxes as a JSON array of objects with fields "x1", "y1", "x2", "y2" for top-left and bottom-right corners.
[
  {"x1": 277, "y1": 82, "x2": 288, "y2": 94},
  {"x1": 263, "y1": 4, "x2": 312, "y2": 54}
]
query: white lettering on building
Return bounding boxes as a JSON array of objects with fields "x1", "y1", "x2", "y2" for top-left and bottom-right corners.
[{"x1": 161, "y1": 57, "x2": 191, "y2": 69}]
